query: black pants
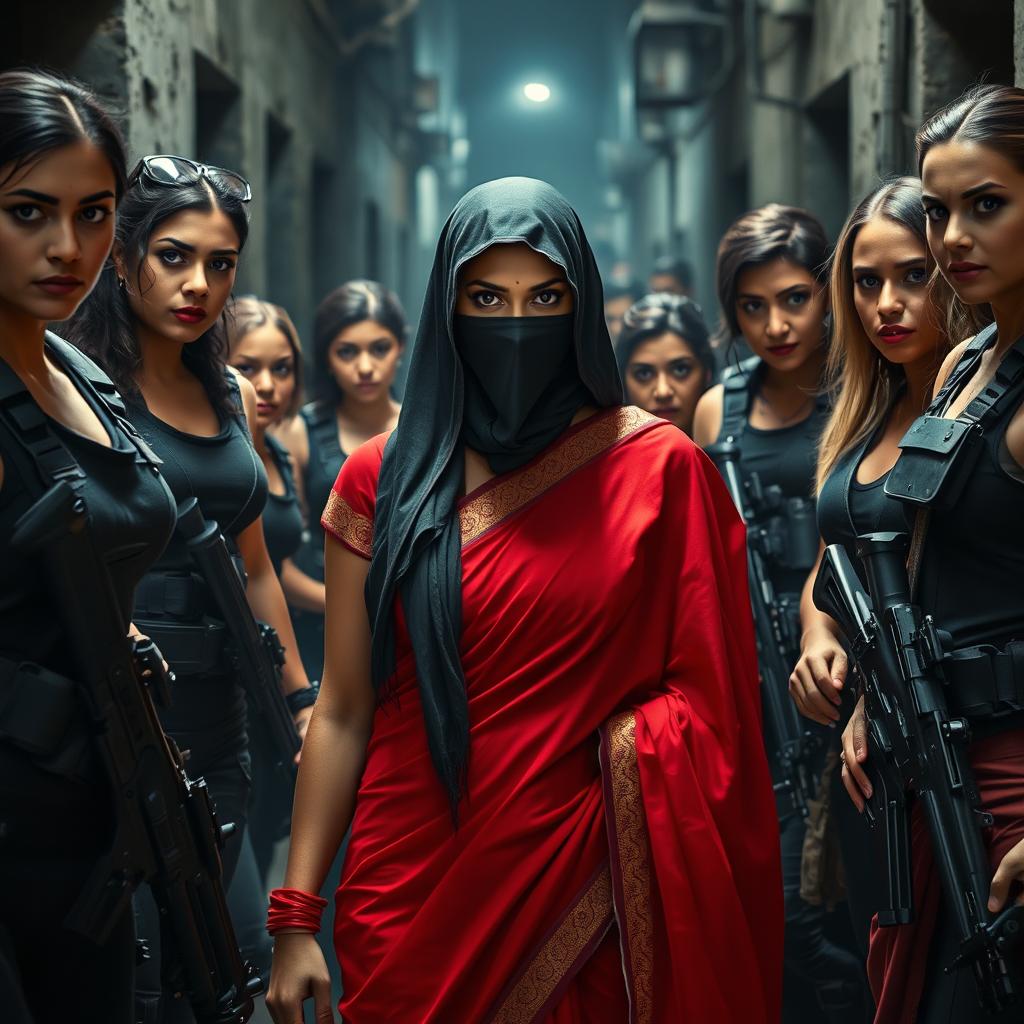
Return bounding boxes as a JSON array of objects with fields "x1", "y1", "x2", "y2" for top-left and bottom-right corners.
[
  {"x1": 134, "y1": 739, "x2": 251, "y2": 1023},
  {"x1": 0, "y1": 744, "x2": 135, "y2": 1024},
  {"x1": 780, "y1": 790, "x2": 870, "y2": 1023}
]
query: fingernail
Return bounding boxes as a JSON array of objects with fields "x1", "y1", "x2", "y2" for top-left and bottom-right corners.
[{"x1": 865, "y1": 785, "x2": 873, "y2": 798}]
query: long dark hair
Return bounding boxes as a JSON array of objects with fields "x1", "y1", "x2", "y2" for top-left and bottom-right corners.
[
  {"x1": 616, "y1": 292, "x2": 715, "y2": 381},
  {"x1": 917, "y1": 83, "x2": 1024, "y2": 176},
  {"x1": 312, "y1": 279, "x2": 408, "y2": 408},
  {"x1": 714, "y1": 203, "x2": 830, "y2": 348},
  {"x1": 0, "y1": 67, "x2": 127, "y2": 195},
  {"x1": 67, "y1": 173, "x2": 250, "y2": 413}
]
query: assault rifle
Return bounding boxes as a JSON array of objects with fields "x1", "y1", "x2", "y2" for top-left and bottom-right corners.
[
  {"x1": 175, "y1": 498, "x2": 300, "y2": 777},
  {"x1": 12, "y1": 481, "x2": 260, "y2": 1024},
  {"x1": 814, "y1": 532, "x2": 1024, "y2": 1012},
  {"x1": 707, "y1": 437, "x2": 819, "y2": 820}
]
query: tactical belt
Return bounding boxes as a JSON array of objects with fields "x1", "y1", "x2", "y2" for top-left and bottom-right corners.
[{"x1": 945, "y1": 641, "x2": 1024, "y2": 719}]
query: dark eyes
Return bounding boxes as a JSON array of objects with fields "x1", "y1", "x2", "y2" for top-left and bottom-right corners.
[
  {"x1": 924, "y1": 195, "x2": 1004, "y2": 222},
  {"x1": 855, "y1": 268, "x2": 927, "y2": 290},
  {"x1": 335, "y1": 341, "x2": 395, "y2": 361},
  {"x1": 976, "y1": 195, "x2": 1004, "y2": 215},
  {"x1": 79, "y1": 206, "x2": 112, "y2": 223},
  {"x1": 739, "y1": 293, "x2": 808, "y2": 315},
  {"x1": 468, "y1": 288, "x2": 565, "y2": 309},
  {"x1": 157, "y1": 249, "x2": 235, "y2": 272},
  {"x1": 234, "y1": 361, "x2": 293, "y2": 377},
  {"x1": 6, "y1": 204, "x2": 111, "y2": 224},
  {"x1": 630, "y1": 361, "x2": 693, "y2": 383}
]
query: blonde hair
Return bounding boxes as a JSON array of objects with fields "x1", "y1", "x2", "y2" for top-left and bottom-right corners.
[
  {"x1": 226, "y1": 295, "x2": 305, "y2": 419},
  {"x1": 816, "y1": 178, "x2": 970, "y2": 490}
]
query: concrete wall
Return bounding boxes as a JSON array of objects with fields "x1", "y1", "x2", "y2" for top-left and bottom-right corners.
[
  {"x1": 1, "y1": 0, "x2": 432, "y2": 352},
  {"x1": 615, "y1": 0, "x2": 1021, "y2": 330}
]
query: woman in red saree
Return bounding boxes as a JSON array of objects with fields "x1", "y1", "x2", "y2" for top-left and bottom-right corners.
[{"x1": 266, "y1": 177, "x2": 783, "y2": 1023}]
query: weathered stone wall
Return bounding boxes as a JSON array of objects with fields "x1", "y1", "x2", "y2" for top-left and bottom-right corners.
[
  {"x1": 622, "y1": 0, "x2": 1022, "y2": 322},
  {"x1": 2, "y1": 0, "x2": 426, "y2": 349}
]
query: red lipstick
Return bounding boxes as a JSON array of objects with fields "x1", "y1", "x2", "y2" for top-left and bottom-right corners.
[
  {"x1": 172, "y1": 306, "x2": 207, "y2": 324},
  {"x1": 948, "y1": 261, "x2": 986, "y2": 283},
  {"x1": 35, "y1": 275, "x2": 84, "y2": 296},
  {"x1": 877, "y1": 325, "x2": 915, "y2": 345},
  {"x1": 767, "y1": 343, "x2": 798, "y2": 358}
]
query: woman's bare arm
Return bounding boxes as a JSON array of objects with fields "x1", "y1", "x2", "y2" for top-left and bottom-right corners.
[
  {"x1": 789, "y1": 541, "x2": 847, "y2": 725},
  {"x1": 282, "y1": 539, "x2": 376, "y2": 894},
  {"x1": 279, "y1": 556, "x2": 326, "y2": 614}
]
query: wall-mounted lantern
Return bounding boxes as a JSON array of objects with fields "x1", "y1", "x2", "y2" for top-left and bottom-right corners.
[{"x1": 630, "y1": 2, "x2": 735, "y2": 109}]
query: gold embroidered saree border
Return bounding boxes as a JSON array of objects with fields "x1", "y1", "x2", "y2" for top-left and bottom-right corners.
[
  {"x1": 322, "y1": 490, "x2": 373, "y2": 558},
  {"x1": 602, "y1": 711, "x2": 655, "y2": 1024},
  {"x1": 460, "y1": 406, "x2": 659, "y2": 548},
  {"x1": 489, "y1": 864, "x2": 614, "y2": 1024}
]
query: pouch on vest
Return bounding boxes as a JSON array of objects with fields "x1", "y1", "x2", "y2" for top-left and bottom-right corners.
[{"x1": 884, "y1": 415, "x2": 984, "y2": 510}]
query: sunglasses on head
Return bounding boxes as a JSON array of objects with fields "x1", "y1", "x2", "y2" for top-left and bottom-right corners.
[{"x1": 127, "y1": 155, "x2": 252, "y2": 202}]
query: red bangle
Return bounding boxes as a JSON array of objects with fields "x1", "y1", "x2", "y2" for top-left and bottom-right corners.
[{"x1": 267, "y1": 887, "x2": 328, "y2": 935}]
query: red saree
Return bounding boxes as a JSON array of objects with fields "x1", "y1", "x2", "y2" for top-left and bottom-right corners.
[{"x1": 321, "y1": 406, "x2": 783, "y2": 1022}]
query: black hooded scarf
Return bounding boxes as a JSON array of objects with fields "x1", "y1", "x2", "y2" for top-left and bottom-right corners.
[{"x1": 365, "y1": 177, "x2": 624, "y2": 814}]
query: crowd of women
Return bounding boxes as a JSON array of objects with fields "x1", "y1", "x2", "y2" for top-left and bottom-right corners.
[{"x1": 2, "y1": 62, "x2": 1024, "y2": 1024}]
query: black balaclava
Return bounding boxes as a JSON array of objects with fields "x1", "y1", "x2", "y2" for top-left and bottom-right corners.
[{"x1": 365, "y1": 177, "x2": 624, "y2": 816}]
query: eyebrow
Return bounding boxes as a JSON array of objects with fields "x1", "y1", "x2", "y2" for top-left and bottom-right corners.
[
  {"x1": 852, "y1": 256, "x2": 927, "y2": 273},
  {"x1": 3, "y1": 188, "x2": 115, "y2": 205},
  {"x1": 962, "y1": 181, "x2": 1006, "y2": 199},
  {"x1": 465, "y1": 276, "x2": 567, "y2": 292},
  {"x1": 155, "y1": 236, "x2": 240, "y2": 256},
  {"x1": 922, "y1": 182, "x2": 1008, "y2": 204},
  {"x1": 737, "y1": 283, "x2": 810, "y2": 301}
]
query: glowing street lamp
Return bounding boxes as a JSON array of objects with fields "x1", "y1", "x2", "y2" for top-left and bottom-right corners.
[{"x1": 523, "y1": 82, "x2": 551, "y2": 104}]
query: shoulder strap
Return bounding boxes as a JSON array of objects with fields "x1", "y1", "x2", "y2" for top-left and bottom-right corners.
[
  {"x1": 718, "y1": 356, "x2": 761, "y2": 442},
  {"x1": 45, "y1": 333, "x2": 162, "y2": 469},
  {"x1": 302, "y1": 400, "x2": 344, "y2": 470},
  {"x1": 45, "y1": 333, "x2": 128, "y2": 418},
  {"x1": 0, "y1": 357, "x2": 86, "y2": 497}
]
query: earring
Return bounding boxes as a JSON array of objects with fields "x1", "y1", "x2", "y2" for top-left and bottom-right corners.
[{"x1": 117, "y1": 277, "x2": 127, "y2": 291}]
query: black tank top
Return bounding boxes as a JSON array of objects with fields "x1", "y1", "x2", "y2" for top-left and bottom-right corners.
[
  {"x1": 716, "y1": 359, "x2": 829, "y2": 593},
  {"x1": 263, "y1": 433, "x2": 303, "y2": 574},
  {"x1": 126, "y1": 374, "x2": 268, "y2": 577},
  {"x1": 917, "y1": 339, "x2": 1024, "y2": 649},
  {"x1": 0, "y1": 344, "x2": 176, "y2": 673},
  {"x1": 817, "y1": 415, "x2": 911, "y2": 579},
  {"x1": 297, "y1": 400, "x2": 347, "y2": 582}
]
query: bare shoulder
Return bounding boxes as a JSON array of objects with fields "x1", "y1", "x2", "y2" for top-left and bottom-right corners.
[
  {"x1": 932, "y1": 338, "x2": 975, "y2": 399},
  {"x1": 272, "y1": 414, "x2": 309, "y2": 467},
  {"x1": 692, "y1": 384, "x2": 724, "y2": 449}
]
